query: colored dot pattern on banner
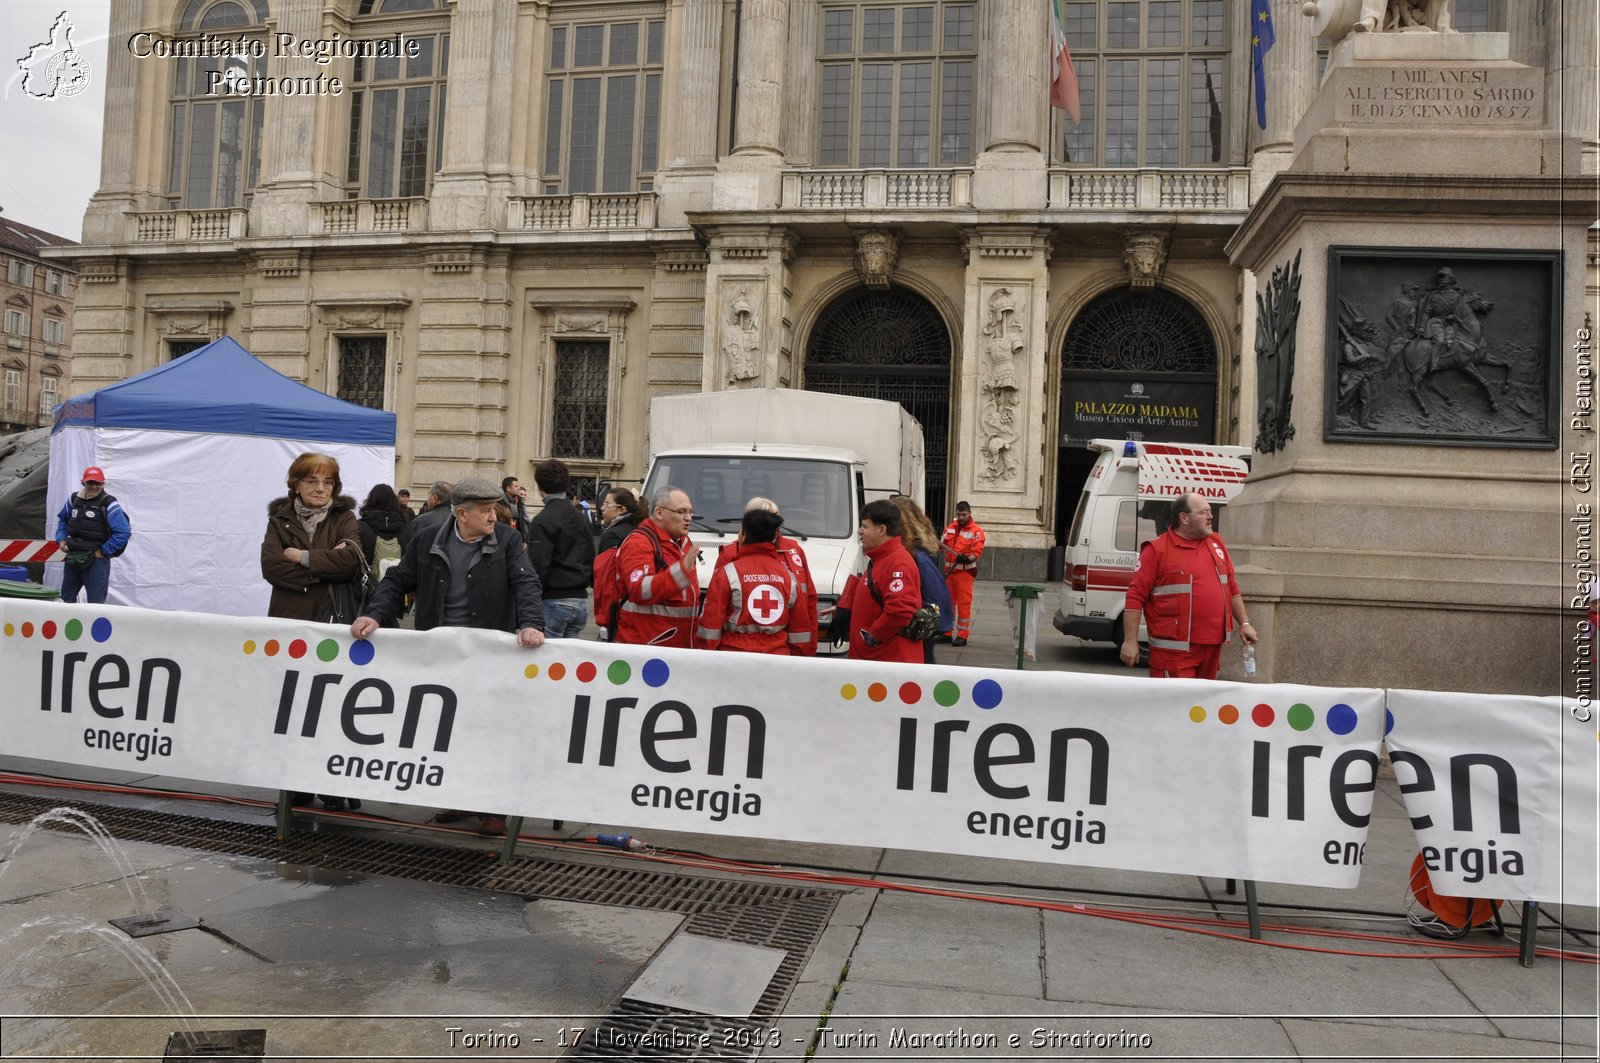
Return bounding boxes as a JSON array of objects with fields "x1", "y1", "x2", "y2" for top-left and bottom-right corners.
[
  {"x1": 520, "y1": 657, "x2": 672, "y2": 689},
  {"x1": 837, "y1": 674, "x2": 1008, "y2": 709},
  {"x1": 239, "y1": 629, "x2": 375, "y2": 666},
  {"x1": 1187, "y1": 698, "x2": 1365, "y2": 736},
  {"x1": 4, "y1": 616, "x2": 116, "y2": 642}
]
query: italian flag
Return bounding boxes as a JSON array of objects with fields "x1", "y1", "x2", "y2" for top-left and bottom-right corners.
[{"x1": 1050, "y1": 0, "x2": 1081, "y2": 122}]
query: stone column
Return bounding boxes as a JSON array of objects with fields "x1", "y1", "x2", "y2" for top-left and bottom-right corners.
[
  {"x1": 1550, "y1": 0, "x2": 1598, "y2": 171},
  {"x1": 783, "y1": 0, "x2": 820, "y2": 166},
  {"x1": 80, "y1": 2, "x2": 145, "y2": 245},
  {"x1": 731, "y1": 0, "x2": 788, "y2": 156},
  {"x1": 972, "y1": 0, "x2": 1047, "y2": 210},
  {"x1": 672, "y1": 0, "x2": 725, "y2": 166},
  {"x1": 656, "y1": 0, "x2": 724, "y2": 226},
  {"x1": 714, "y1": 0, "x2": 787, "y2": 209},
  {"x1": 1252, "y1": 0, "x2": 1318, "y2": 191},
  {"x1": 252, "y1": 0, "x2": 336, "y2": 236},
  {"x1": 429, "y1": 0, "x2": 511, "y2": 230}
]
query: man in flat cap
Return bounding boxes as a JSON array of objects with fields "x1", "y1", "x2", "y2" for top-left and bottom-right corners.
[{"x1": 352, "y1": 476, "x2": 545, "y2": 835}]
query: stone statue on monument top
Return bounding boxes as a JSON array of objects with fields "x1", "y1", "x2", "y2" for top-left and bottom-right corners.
[{"x1": 1302, "y1": 0, "x2": 1454, "y2": 43}]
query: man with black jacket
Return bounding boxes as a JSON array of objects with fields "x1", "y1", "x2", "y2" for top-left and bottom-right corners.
[
  {"x1": 528, "y1": 458, "x2": 596, "y2": 638},
  {"x1": 352, "y1": 476, "x2": 545, "y2": 836}
]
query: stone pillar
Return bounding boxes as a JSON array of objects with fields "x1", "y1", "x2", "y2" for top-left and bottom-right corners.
[
  {"x1": 714, "y1": 0, "x2": 787, "y2": 209},
  {"x1": 953, "y1": 227, "x2": 1055, "y2": 574},
  {"x1": 783, "y1": 0, "x2": 821, "y2": 166},
  {"x1": 972, "y1": 0, "x2": 1046, "y2": 211},
  {"x1": 731, "y1": 0, "x2": 788, "y2": 156},
  {"x1": 672, "y1": 0, "x2": 725, "y2": 166},
  {"x1": 252, "y1": 0, "x2": 338, "y2": 236},
  {"x1": 656, "y1": 0, "x2": 725, "y2": 227},
  {"x1": 1550, "y1": 0, "x2": 1599, "y2": 171},
  {"x1": 429, "y1": 0, "x2": 512, "y2": 230},
  {"x1": 1252, "y1": 0, "x2": 1319, "y2": 193},
  {"x1": 700, "y1": 226, "x2": 796, "y2": 392},
  {"x1": 80, "y1": 2, "x2": 145, "y2": 245}
]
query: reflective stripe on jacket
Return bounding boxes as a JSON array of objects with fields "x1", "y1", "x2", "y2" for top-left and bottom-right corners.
[{"x1": 697, "y1": 541, "x2": 812, "y2": 654}]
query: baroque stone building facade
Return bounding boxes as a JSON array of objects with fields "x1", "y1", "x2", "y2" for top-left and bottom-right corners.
[
  {"x1": 1, "y1": 214, "x2": 77, "y2": 435},
  {"x1": 57, "y1": 0, "x2": 1595, "y2": 576}
]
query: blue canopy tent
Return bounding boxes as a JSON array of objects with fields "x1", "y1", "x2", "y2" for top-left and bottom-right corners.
[{"x1": 48, "y1": 337, "x2": 397, "y2": 614}]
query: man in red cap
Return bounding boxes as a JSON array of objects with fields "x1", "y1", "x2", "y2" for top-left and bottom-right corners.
[{"x1": 54, "y1": 466, "x2": 133, "y2": 604}]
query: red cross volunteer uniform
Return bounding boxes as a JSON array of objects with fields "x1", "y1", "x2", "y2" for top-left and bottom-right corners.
[
  {"x1": 1124, "y1": 527, "x2": 1242, "y2": 680},
  {"x1": 698, "y1": 541, "x2": 813, "y2": 655}
]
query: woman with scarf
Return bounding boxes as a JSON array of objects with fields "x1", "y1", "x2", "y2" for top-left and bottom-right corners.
[{"x1": 261, "y1": 451, "x2": 364, "y2": 811}]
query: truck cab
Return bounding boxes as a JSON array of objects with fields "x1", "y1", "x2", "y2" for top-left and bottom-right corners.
[
  {"x1": 641, "y1": 443, "x2": 865, "y2": 634},
  {"x1": 1052, "y1": 438, "x2": 1251, "y2": 649},
  {"x1": 641, "y1": 389, "x2": 925, "y2": 642}
]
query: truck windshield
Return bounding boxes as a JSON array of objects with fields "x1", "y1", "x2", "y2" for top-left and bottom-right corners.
[{"x1": 643, "y1": 457, "x2": 853, "y2": 539}]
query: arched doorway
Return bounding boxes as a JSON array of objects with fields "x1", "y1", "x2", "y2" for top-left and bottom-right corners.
[
  {"x1": 1056, "y1": 287, "x2": 1219, "y2": 545},
  {"x1": 805, "y1": 286, "x2": 953, "y2": 522}
]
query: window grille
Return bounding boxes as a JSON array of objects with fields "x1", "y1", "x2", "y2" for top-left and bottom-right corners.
[
  {"x1": 167, "y1": 340, "x2": 209, "y2": 359},
  {"x1": 337, "y1": 336, "x2": 388, "y2": 409},
  {"x1": 552, "y1": 340, "x2": 609, "y2": 459}
]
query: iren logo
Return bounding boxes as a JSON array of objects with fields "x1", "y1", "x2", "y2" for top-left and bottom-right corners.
[
  {"x1": 30, "y1": 615, "x2": 180, "y2": 764},
  {"x1": 271, "y1": 670, "x2": 453, "y2": 791},
  {"x1": 565, "y1": 695, "x2": 766, "y2": 822}
]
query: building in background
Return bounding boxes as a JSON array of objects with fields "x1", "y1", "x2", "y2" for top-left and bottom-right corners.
[
  {"x1": 1, "y1": 213, "x2": 76, "y2": 434},
  {"x1": 52, "y1": 0, "x2": 1587, "y2": 579}
]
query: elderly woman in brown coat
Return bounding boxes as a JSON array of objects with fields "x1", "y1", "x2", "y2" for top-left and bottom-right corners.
[
  {"x1": 261, "y1": 451, "x2": 363, "y2": 621},
  {"x1": 261, "y1": 451, "x2": 364, "y2": 812}
]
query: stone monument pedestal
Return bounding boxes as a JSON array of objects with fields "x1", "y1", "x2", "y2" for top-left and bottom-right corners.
[{"x1": 1224, "y1": 34, "x2": 1590, "y2": 695}]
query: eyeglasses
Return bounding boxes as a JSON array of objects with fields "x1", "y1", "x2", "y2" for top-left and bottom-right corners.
[{"x1": 659, "y1": 506, "x2": 694, "y2": 517}]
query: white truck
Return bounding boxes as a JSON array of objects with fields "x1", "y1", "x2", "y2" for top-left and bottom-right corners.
[
  {"x1": 641, "y1": 389, "x2": 926, "y2": 638},
  {"x1": 1051, "y1": 438, "x2": 1252, "y2": 650}
]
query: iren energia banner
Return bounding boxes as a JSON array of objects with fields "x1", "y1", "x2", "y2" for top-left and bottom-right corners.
[{"x1": 2, "y1": 602, "x2": 1391, "y2": 888}]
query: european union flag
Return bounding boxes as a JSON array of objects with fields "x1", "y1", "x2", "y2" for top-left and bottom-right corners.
[{"x1": 1251, "y1": 0, "x2": 1276, "y2": 129}]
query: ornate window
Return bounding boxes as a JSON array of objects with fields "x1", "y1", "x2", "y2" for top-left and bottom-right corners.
[
  {"x1": 42, "y1": 315, "x2": 65, "y2": 348},
  {"x1": 336, "y1": 337, "x2": 389, "y2": 409},
  {"x1": 346, "y1": 0, "x2": 450, "y2": 198},
  {"x1": 817, "y1": 1, "x2": 977, "y2": 167},
  {"x1": 4, "y1": 306, "x2": 27, "y2": 338},
  {"x1": 1057, "y1": 0, "x2": 1228, "y2": 166},
  {"x1": 541, "y1": 12, "x2": 665, "y2": 193},
  {"x1": 166, "y1": 0, "x2": 269, "y2": 208},
  {"x1": 552, "y1": 341, "x2": 609, "y2": 459},
  {"x1": 167, "y1": 340, "x2": 210, "y2": 359}
]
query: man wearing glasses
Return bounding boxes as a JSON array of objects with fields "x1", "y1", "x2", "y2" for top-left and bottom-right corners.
[
  {"x1": 614, "y1": 485, "x2": 700, "y2": 648},
  {"x1": 1120, "y1": 492, "x2": 1258, "y2": 680}
]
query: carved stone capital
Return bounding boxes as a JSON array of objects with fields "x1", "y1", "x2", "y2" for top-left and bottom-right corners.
[
  {"x1": 853, "y1": 230, "x2": 900, "y2": 290},
  {"x1": 312, "y1": 294, "x2": 413, "y2": 332},
  {"x1": 1122, "y1": 230, "x2": 1170, "y2": 290}
]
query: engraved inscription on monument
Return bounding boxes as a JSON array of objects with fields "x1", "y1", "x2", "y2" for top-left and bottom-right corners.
[{"x1": 1335, "y1": 66, "x2": 1543, "y2": 126}]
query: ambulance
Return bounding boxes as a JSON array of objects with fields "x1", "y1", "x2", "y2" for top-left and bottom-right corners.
[{"x1": 1051, "y1": 438, "x2": 1252, "y2": 650}]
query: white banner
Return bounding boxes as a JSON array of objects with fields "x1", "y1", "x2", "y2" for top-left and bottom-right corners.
[
  {"x1": 1385, "y1": 688, "x2": 1599, "y2": 905},
  {"x1": 0, "y1": 603, "x2": 1391, "y2": 888}
]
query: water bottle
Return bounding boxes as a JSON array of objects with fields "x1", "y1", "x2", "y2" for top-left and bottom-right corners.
[{"x1": 1242, "y1": 643, "x2": 1257, "y2": 678}]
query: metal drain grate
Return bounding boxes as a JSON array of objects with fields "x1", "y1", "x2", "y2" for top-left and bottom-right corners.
[{"x1": 0, "y1": 790, "x2": 841, "y2": 1061}]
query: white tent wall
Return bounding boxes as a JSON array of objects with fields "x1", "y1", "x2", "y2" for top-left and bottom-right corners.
[{"x1": 46, "y1": 427, "x2": 394, "y2": 616}]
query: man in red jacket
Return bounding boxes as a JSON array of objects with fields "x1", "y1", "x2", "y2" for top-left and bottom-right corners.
[
  {"x1": 614, "y1": 485, "x2": 700, "y2": 648},
  {"x1": 698, "y1": 508, "x2": 814, "y2": 654},
  {"x1": 1121, "y1": 492, "x2": 1258, "y2": 680},
  {"x1": 714, "y1": 497, "x2": 818, "y2": 655},
  {"x1": 844, "y1": 499, "x2": 922, "y2": 663}
]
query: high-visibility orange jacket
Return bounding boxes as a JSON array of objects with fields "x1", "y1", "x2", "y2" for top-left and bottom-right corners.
[
  {"x1": 698, "y1": 541, "x2": 814, "y2": 655},
  {"x1": 1125, "y1": 530, "x2": 1240, "y2": 651},
  {"x1": 615, "y1": 518, "x2": 698, "y2": 648},
  {"x1": 940, "y1": 519, "x2": 986, "y2": 573}
]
